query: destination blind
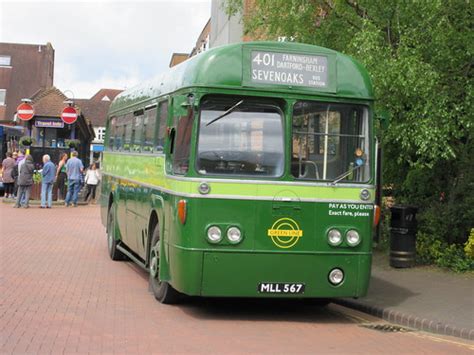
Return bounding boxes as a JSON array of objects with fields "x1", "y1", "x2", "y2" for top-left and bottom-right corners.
[{"x1": 251, "y1": 50, "x2": 328, "y2": 88}]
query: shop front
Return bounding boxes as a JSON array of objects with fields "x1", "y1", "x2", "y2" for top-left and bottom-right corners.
[{"x1": 18, "y1": 87, "x2": 94, "y2": 165}]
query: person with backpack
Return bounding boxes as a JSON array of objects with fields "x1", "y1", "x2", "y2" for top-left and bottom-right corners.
[{"x1": 14, "y1": 154, "x2": 35, "y2": 208}]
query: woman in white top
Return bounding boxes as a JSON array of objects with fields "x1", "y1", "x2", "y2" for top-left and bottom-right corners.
[{"x1": 84, "y1": 163, "x2": 100, "y2": 203}]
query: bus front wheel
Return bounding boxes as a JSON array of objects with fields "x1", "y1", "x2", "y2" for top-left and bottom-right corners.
[
  {"x1": 149, "y1": 225, "x2": 181, "y2": 304},
  {"x1": 107, "y1": 205, "x2": 127, "y2": 261}
]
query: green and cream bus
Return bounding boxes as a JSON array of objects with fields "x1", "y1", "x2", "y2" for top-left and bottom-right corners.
[{"x1": 100, "y1": 41, "x2": 380, "y2": 303}]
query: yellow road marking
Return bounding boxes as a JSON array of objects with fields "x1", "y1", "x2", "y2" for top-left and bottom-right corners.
[{"x1": 330, "y1": 304, "x2": 474, "y2": 350}]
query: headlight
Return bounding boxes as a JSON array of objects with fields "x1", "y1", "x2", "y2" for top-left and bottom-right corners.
[
  {"x1": 227, "y1": 227, "x2": 242, "y2": 244},
  {"x1": 327, "y1": 229, "x2": 342, "y2": 246},
  {"x1": 346, "y1": 230, "x2": 361, "y2": 246},
  {"x1": 207, "y1": 226, "x2": 222, "y2": 243},
  {"x1": 360, "y1": 189, "x2": 371, "y2": 201},
  {"x1": 328, "y1": 268, "x2": 344, "y2": 285}
]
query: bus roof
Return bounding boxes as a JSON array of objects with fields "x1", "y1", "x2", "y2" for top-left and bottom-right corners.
[{"x1": 110, "y1": 41, "x2": 373, "y2": 114}]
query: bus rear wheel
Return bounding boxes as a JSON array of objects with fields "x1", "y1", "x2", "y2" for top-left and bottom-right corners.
[
  {"x1": 107, "y1": 204, "x2": 127, "y2": 261},
  {"x1": 149, "y1": 225, "x2": 181, "y2": 304}
]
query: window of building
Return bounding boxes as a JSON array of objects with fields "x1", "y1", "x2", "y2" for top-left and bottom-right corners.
[
  {"x1": 0, "y1": 89, "x2": 5, "y2": 105},
  {"x1": 0, "y1": 56, "x2": 11, "y2": 66},
  {"x1": 98, "y1": 128, "x2": 106, "y2": 141}
]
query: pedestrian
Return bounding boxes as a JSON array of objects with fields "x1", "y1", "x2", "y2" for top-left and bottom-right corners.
[
  {"x1": 11, "y1": 152, "x2": 18, "y2": 198},
  {"x1": 14, "y1": 154, "x2": 34, "y2": 208},
  {"x1": 1, "y1": 152, "x2": 16, "y2": 198},
  {"x1": 84, "y1": 163, "x2": 100, "y2": 203},
  {"x1": 13, "y1": 151, "x2": 26, "y2": 202},
  {"x1": 40, "y1": 154, "x2": 55, "y2": 208},
  {"x1": 64, "y1": 151, "x2": 84, "y2": 207},
  {"x1": 55, "y1": 152, "x2": 68, "y2": 200}
]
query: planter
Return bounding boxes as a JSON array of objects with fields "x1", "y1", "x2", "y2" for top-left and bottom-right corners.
[
  {"x1": 30, "y1": 182, "x2": 59, "y2": 201},
  {"x1": 30, "y1": 183, "x2": 41, "y2": 200}
]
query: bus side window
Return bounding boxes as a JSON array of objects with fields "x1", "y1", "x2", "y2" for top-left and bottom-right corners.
[
  {"x1": 143, "y1": 106, "x2": 157, "y2": 153},
  {"x1": 123, "y1": 113, "x2": 133, "y2": 151},
  {"x1": 115, "y1": 116, "x2": 124, "y2": 151},
  {"x1": 157, "y1": 101, "x2": 168, "y2": 152},
  {"x1": 107, "y1": 117, "x2": 117, "y2": 151},
  {"x1": 172, "y1": 108, "x2": 194, "y2": 175},
  {"x1": 133, "y1": 109, "x2": 144, "y2": 152}
]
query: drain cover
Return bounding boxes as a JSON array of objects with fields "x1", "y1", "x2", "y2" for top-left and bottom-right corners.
[{"x1": 360, "y1": 323, "x2": 413, "y2": 333}]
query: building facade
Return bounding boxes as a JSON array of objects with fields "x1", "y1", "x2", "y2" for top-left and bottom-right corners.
[
  {"x1": 76, "y1": 89, "x2": 122, "y2": 164},
  {"x1": 210, "y1": 0, "x2": 245, "y2": 48},
  {"x1": 0, "y1": 42, "x2": 54, "y2": 123},
  {"x1": 21, "y1": 87, "x2": 94, "y2": 165}
]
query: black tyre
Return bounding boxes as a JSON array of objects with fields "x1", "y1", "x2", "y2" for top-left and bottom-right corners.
[
  {"x1": 149, "y1": 224, "x2": 181, "y2": 304},
  {"x1": 302, "y1": 298, "x2": 330, "y2": 307},
  {"x1": 107, "y1": 204, "x2": 127, "y2": 261}
]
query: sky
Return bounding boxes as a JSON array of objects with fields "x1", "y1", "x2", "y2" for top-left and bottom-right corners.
[{"x1": 0, "y1": 0, "x2": 211, "y2": 98}]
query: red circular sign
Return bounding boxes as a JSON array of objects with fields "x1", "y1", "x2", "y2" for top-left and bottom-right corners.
[
  {"x1": 17, "y1": 103, "x2": 35, "y2": 121},
  {"x1": 61, "y1": 106, "x2": 78, "y2": 124}
]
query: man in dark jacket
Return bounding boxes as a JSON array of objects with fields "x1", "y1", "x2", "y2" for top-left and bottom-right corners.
[
  {"x1": 40, "y1": 154, "x2": 56, "y2": 208},
  {"x1": 14, "y1": 155, "x2": 35, "y2": 208}
]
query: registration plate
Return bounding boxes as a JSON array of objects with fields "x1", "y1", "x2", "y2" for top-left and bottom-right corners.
[{"x1": 258, "y1": 283, "x2": 305, "y2": 294}]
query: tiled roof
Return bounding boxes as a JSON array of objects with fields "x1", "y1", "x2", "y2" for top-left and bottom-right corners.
[
  {"x1": 29, "y1": 87, "x2": 122, "y2": 128},
  {"x1": 30, "y1": 87, "x2": 74, "y2": 117},
  {"x1": 90, "y1": 89, "x2": 123, "y2": 102},
  {"x1": 28, "y1": 86, "x2": 95, "y2": 137},
  {"x1": 75, "y1": 99, "x2": 111, "y2": 127},
  {"x1": 169, "y1": 53, "x2": 189, "y2": 68}
]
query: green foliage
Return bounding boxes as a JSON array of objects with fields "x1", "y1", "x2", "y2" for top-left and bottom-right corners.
[
  {"x1": 65, "y1": 139, "x2": 81, "y2": 149},
  {"x1": 33, "y1": 171, "x2": 42, "y2": 184},
  {"x1": 374, "y1": 208, "x2": 391, "y2": 252},
  {"x1": 465, "y1": 230, "x2": 474, "y2": 258},
  {"x1": 416, "y1": 232, "x2": 473, "y2": 272},
  {"x1": 227, "y1": 0, "x2": 474, "y2": 270},
  {"x1": 19, "y1": 136, "x2": 34, "y2": 146}
]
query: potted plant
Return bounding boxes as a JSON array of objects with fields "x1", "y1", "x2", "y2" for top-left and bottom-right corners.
[
  {"x1": 30, "y1": 170, "x2": 42, "y2": 200},
  {"x1": 19, "y1": 136, "x2": 34, "y2": 147},
  {"x1": 65, "y1": 139, "x2": 81, "y2": 150}
]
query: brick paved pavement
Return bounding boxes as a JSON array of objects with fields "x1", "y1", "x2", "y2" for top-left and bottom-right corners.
[{"x1": 1, "y1": 202, "x2": 473, "y2": 354}]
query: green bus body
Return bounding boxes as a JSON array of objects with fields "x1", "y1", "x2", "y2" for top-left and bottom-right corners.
[{"x1": 100, "y1": 41, "x2": 375, "y2": 301}]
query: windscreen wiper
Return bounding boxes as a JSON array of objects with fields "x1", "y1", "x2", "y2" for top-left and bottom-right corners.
[
  {"x1": 330, "y1": 164, "x2": 363, "y2": 186},
  {"x1": 206, "y1": 100, "x2": 244, "y2": 126}
]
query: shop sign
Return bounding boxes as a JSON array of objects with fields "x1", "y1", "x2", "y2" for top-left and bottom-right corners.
[{"x1": 35, "y1": 119, "x2": 64, "y2": 128}]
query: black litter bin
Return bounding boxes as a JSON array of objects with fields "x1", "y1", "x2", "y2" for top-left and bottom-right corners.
[{"x1": 389, "y1": 206, "x2": 418, "y2": 268}]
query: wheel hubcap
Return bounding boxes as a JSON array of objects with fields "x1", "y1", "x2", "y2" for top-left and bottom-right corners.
[
  {"x1": 150, "y1": 244, "x2": 159, "y2": 279},
  {"x1": 108, "y1": 217, "x2": 114, "y2": 250}
]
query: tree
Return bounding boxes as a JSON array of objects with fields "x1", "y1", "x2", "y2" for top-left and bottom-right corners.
[{"x1": 226, "y1": 0, "x2": 474, "y2": 268}]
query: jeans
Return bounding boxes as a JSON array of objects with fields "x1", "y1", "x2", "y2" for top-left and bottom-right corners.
[
  {"x1": 65, "y1": 179, "x2": 81, "y2": 206},
  {"x1": 41, "y1": 182, "x2": 53, "y2": 207},
  {"x1": 15, "y1": 185, "x2": 31, "y2": 207}
]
